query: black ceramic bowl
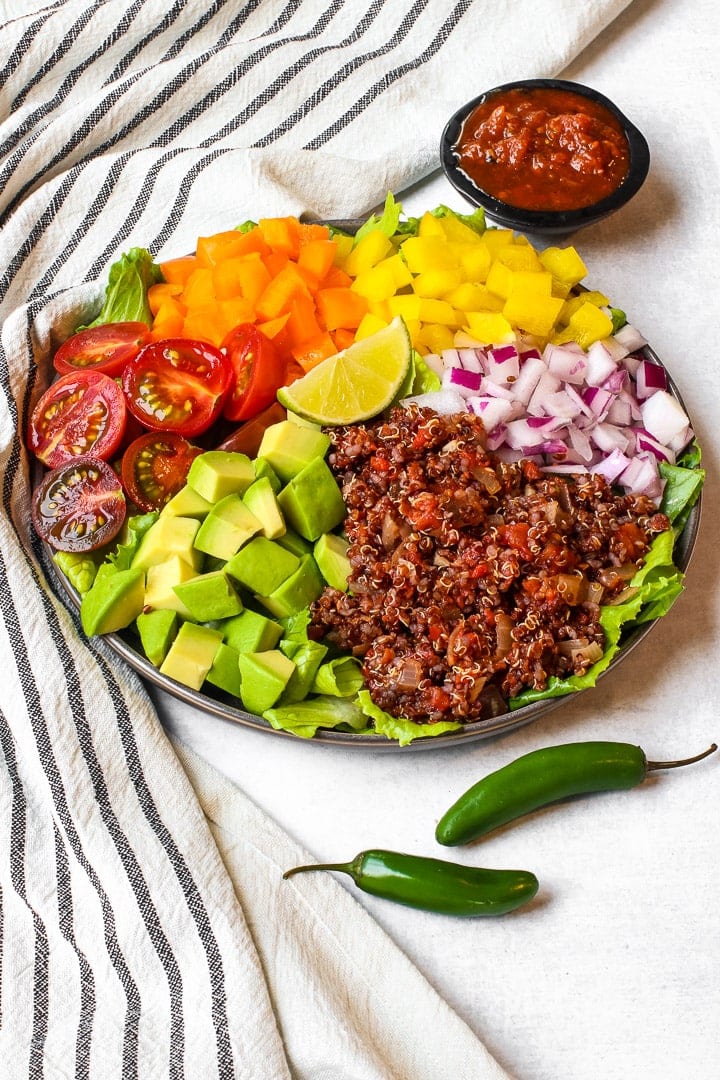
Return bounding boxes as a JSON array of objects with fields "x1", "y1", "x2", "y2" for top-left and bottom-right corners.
[{"x1": 440, "y1": 79, "x2": 650, "y2": 237}]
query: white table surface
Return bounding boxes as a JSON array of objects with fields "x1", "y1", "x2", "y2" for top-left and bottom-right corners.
[{"x1": 152, "y1": 2, "x2": 720, "y2": 1077}]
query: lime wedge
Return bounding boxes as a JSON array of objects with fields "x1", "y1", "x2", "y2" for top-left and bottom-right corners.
[{"x1": 277, "y1": 317, "x2": 412, "y2": 425}]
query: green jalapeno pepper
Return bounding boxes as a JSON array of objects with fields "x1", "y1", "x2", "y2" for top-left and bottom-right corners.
[
  {"x1": 436, "y1": 740, "x2": 717, "y2": 847},
  {"x1": 283, "y1": 849, "x2": 539, "y2": 917}
]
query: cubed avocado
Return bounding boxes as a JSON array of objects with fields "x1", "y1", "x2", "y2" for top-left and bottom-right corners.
[
  {"x1": 194, "y1": 494, "x2": 262, "y2": 560},
  {"x1": 132, "y1": 515, "x2": 203, "y2": 572},
  {"x1": 277, "y1": 457, "x2": 346, "y2": 541},
  {"x1": 173, "y1": 570, "x2": 244, "y2": 622},
  {"x1": 221, "y1": 608, "x2": 283, "y2": 653},
  {"x1": 136, "y1": 608, "x2": 178, "y2": 667},
  {"x1": 277, "y1": 640, "x2": 328, "y2": 704},
  {"x1": 144, "y1": 556, "x2": 197, "y2": 618},
  {"x1": 80, "y1": 567, "x2": 146, "y2": 637},
  {"x1": 253, "y1": 456, "x2": 281, "y2": 494},
  {"x1": 162, "y1": 484, "x2": 213, "y2": 519},
  {"x1": 257, "y1": 553, "x2": 325, "y2": 618},
  {"x1": 314, "y1": 532, "x2": 351, "y2": 591},
  {"x1": 226, "y1": 537, "x2": 300, "y2": 596},
  {"x1": 242, "y1": 477, "x2": 286, "y2": 539},
  {"x1": 206, "y1": 642, "x2": 243, "y2": 698},
  {"x1": 186, "y1": 451, "x2": 255, "y2": 502},
  {"x1": 238, "y1": 649, "x2": 296, "y2": 714},
  {"x1": 285, "y1": 411, "x2": 323, "y2": 430},
  {"x1": 257, "y1": 420, "x2": 330, "y2": 483},
  {"x1": 275, "y1": 528, "x2": 313, "y2": 558},
  {"x1": 159, "y1": 622, "x2": 223, "y2": 689}
]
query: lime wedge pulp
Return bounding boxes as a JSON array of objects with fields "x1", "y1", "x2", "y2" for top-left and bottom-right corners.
[{"x1": 277, "y1": 317, "x2": 412, "y2": 425}]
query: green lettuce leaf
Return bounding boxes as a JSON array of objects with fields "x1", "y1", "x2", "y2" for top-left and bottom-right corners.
[
  {"x1": 107, "y1": 512, "x2": 159, "y2": 573},
  {"x1": 264, "y1": 695, "x2": 371, "y2": 739},
  {"x1": 659, "y1": 451, "x2": 704, "y2": 527},
  {"x1": 356, "y1": 690, "x2": 462, "y2": 747},
  {"x1": 53, "y1": 550, "x2": 101, "y2": 596},
  {"x1": 430, "y1": 203, "x2": 486, "y2": 235},
  {"x1": 81, "y1": 248, "x2": 162, "y2": 330},
  {"x1": 353, "y1": 192, "x2": 403, "y2": 243},
  {"x1": 311, "y1": 656, "x2": 365, "y2": 697}
]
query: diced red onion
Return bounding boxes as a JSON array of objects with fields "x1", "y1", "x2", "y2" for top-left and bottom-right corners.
[
  {"x1": 640, "y1": 390, "x2": 691, "y2": 445},
  {"x1": 442, "y1": 366, "x2": 483, "y2": 395},
  {"x1": 410, "y1": 331, "x2": 691, "y2": 505},
  {"x1": 613, "y1": 323, "x2": 647, "y2": 353},
  {"x1": 635, "y1": 358, "x2": 668, "y2": 400},
  {"x1": 543, "y1": 341, "x2": 587, "y2": 384},
  {"x1": 585, "y1": 340, "x2": 619, "y2": 386},
  {"x1": 511, "y1": 355, "x2": 547, "y2": 405}
]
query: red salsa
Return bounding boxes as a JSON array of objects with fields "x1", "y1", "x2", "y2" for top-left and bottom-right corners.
[{"x1": 455, "y1": 86, "x2": 630, "y2": 212}]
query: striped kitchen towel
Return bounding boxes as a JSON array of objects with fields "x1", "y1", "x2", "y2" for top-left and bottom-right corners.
[{"x1": 0, "y1": 2, "x2": 632, "y2": 1077}]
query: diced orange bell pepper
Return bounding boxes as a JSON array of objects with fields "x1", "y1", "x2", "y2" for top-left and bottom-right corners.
[
  {"x1": 297, "y1": 238, "x2": 338, "y2": 287},
  {"x1": 286, "y1": 292, "x2": 323, "y2": 347},
  {"x1": 197, "y1": 231, "x2": 252, "y2": 268},
  {"x1": 160, "y1": 255, "x2": 198, "y2": 286},
  {"x1": 218, "y1": 297, "x2": 255, "y2": 334},
  {"x1": 212, "y1": 253, "x2": 271, "y2": 305},
  {"x1": 256, "y1": 262, "x2": 311, "y2": 321},
  {"x1": 148, "y1": 281, "x2": 183, "y2": 316},
  {"x1": 150, "y1": 298, "x2": 186, "y2": 339},
  {"x1": 182, "y1": 304, "x2": 230, "y2": 347},
  {"x1": 291, "y1": 331, "x2": 338, "y2": 371},
  {"x1": 316, "y1": 286, "x2": 368, "y2": 331},
  {"x1": 319, "y1": 264, "x2": 353, "y2": 289},
  {"x1": 258, "y1": 216, "x2": 302, "y2": 259},
  {"x1": 332, "y1": 328, "x2": 356, "y2": 351},
  {"x1": 181, "y1": 267, "x2": 216, "y2": 308}
]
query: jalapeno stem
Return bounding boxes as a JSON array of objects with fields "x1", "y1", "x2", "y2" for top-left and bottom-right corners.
[
  {"x1": 283, "y1": 862, "x2": 351, "y2": 880},
  {"x1": 645, "y1": 743, "x2": 717, "y2": 772}
]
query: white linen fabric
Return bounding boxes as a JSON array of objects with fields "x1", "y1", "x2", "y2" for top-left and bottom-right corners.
[{"x1": 0, "y1": 2, "x2": 633, "y2": 1077}]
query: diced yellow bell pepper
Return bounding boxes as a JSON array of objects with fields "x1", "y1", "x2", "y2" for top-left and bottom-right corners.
[
  {"x1": 485, "y1": 260, "x2": 515, "y2": 299},
  {"x1": 559, "y1": 290, "x2": 610, "y2": 324},
  {"x1": 400, "y1": 235, "x2": 457, "y2": 273},
  {"x1": 445, "y1": 282, "x2": 504, "y2": 312},
  {"x1": 458, "y1": 243, "x2": 492, "y2": 283},
  {"x1": 438, "y1": 215, "x2": 485, "y2": 245},
  {"x1": 416, "y1": 323, "x2": 455, "y2": 354},
  {"x1": 333, "y1": 233, "x2": 354, "y2": 266},
  {"x1": 539, "y1": 246, "x2": 588, "y2": 287},
  {"x1": 481, "y1": 228, "x2": 515, "y2": 255},
  {"x1": 383, "y1": 253, "x2": 413, "y2": 289},
  {"x1": 497, "y1": 245, "x2": 544, "y2": 273},
  {"x1": 355, "y1": 312, "x2": 389, "y2": 339},
  {"x1": 508, "y1": 270, "x2": 553, "y2": 297},
  {"x1": 412, "y1": 266, "x2": 463, "y2": 298},
  {"x1": 464, "y1": 311, "x2": 515, "y2": 344},
  {"x1": 387, "y1": 294, "x2": 423, "y2": 321},
  {"x1": 342, "y1": 230, "x2": 393, "y2": 276},
  {"x1": 418, "y1": 211, "x2": 446, "y2": 237},
  {"x1": 503, "y1": 292, "x2": 564, "y2": 340},
  {"x1": 351, "y1": 262, "x2": 400, "y2": 302},
  {"x1": 418, "y1": 298, "x2": 459, "y2": 326},
  {"x1": 556, "y1": 301, "x2": 614, "y2": 349}
]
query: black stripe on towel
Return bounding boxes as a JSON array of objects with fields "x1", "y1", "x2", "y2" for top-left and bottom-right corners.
[
  {"x1": 0, "y1": 711, "x2": 51, "y2": 1076},
  {"x1": 304, "y1": 0, "x2": 473, "y2": 147},
  {"x1": 54, "y1": 822, "x2": 96, "y2": 1080}
]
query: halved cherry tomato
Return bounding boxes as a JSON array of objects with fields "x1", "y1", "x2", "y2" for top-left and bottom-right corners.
[
  {"x1": 32, "y1": 455, "x2": 126, "y2": 552},
  {"x1": 28, "y1": 369, "x2": 127, "y2": 469},
  {"x1": 221, "y1": 324, "x2": 286, "y2": 422},
  {"x1": 121, "y1": 431, "x2": 202, "y2": 512},
  {"x1": 53, "y1": 322, "x2": 150, "y2": 378},
  {"x1": 122, "y1": 338, "x2": 232, "y2": 438}
]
